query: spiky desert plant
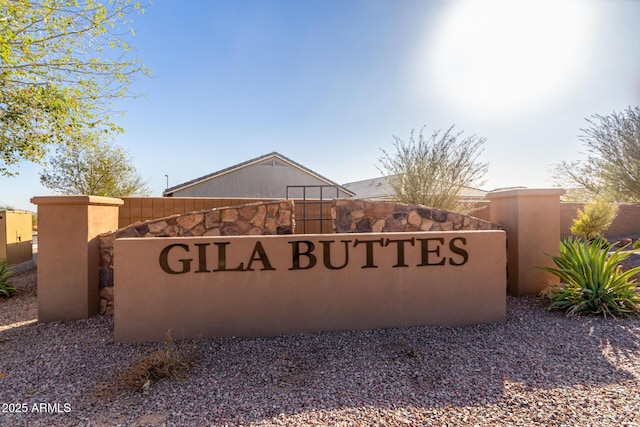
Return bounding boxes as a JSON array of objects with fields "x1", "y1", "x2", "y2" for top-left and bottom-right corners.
[
  {"x1": 0, "y1": 259, "x2": 16, "y2": 297},
  {"x1": 541, "y1": 238, "x2": 640, "y2": 317}
]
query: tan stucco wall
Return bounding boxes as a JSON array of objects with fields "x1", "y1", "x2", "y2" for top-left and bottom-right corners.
[
  {"x1": 97, "y1": 200, "x2": 296, "y2": 314},
  {"x1": 487, "y1": 189, "x2": 564, "y2": 296},
  {"x1": 114, "y1": 231, "x2": 506, "y2": 343},
  {"x1": 31, "y1": 196, "x2": 122, "y2": 322}
]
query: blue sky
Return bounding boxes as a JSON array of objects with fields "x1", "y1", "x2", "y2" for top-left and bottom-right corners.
[{"x1": 2, "y1": 0, "x2": 640, "y2": 210}]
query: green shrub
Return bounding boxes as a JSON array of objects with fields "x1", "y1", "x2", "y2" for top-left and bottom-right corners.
[
  {"x1": 541, "y1": 238, "x2": 640, "y2": 317},
  {"x1": 0, "y1": 259, "x2": 16, "y2": 297},
  {"x1": 570, "y1": 199, "x2": 618, "y2": 240},
  {"x1": 634, "y1": 240, "x2": 640, "y2": 250}
]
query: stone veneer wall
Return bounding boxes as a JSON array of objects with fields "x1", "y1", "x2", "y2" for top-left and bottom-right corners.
[
  {"x1": 333, "y1": 199, "x2": 501, "y2": 233},
  {"x1": 98, "y1": 200, "x2": 295, "y2": 314}
]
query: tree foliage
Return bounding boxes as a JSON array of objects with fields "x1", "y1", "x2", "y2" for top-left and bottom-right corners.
[
  {"x1": 570, "y1": 198, "x2": 618, "y2": 240},
  {"x1": 39, "y1": 139, "x2": 149, "y2": 197},
  {"x1": 554, "y1": 106, "x2": 640, "y2": 202},
  {"x1": 0, "y1": 0, "x2": 149, "y2": 176},
  {"x1": 378, "y1": 126, "x2": 488, "y2": 213}
]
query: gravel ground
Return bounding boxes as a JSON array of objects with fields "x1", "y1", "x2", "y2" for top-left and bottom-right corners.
[{"x1": 1, "y1": 268, "x2": 640, "y2": 426}]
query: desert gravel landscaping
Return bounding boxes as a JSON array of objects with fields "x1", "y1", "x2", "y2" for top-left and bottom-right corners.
[{"x1": 1, "y1": 267, "x2": 640, "y2": 426}]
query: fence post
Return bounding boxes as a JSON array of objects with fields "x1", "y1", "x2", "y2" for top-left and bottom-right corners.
[
  {"x1": 31, "y1": 196, "x2": 123, "y2": 322},
  {"x1": 486, "y1": 188, "x2": 565, "y2": 296}
]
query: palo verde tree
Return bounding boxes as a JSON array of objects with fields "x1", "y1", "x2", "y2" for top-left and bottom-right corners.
[
  {"x1": 554, "y1": 106, "x2": 640, "y2": 202},
  {"x1": 378, "y1": 126, "x2": 488, "y2": 213},
  {"x1": 39, "y1": 139, "x2": 150, "y2": 197},
  {"x1": 0, "y1": 0, "x2": 149, "y2": 176}
]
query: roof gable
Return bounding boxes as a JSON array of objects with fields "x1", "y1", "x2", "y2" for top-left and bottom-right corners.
[
  {"x1": 164, "y1": 152, "x2": 354, "y2": 197},
  {"x1": 342, "y1": 175, "x2": 488, "y2": 199}
]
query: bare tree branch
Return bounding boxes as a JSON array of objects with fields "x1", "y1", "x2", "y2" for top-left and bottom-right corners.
[{"x1": 378, "y1": 126, "x2": 488, "y2": 213}]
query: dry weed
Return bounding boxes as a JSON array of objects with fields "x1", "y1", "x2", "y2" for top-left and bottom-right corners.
[
  {"x1": 97, "y1": 330, "x2": 194, "y2": 398},
  {"x1": 539, "y1": 282, "x2": 562, "y2": 300}
]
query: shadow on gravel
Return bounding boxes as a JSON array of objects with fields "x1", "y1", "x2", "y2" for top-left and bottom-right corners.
[
  {"x1": 179, "y1": 296, "x2": 640, "y2": 425},
  {"x1": 2, "y1": 294, "x2": 639, "y2": 426}
]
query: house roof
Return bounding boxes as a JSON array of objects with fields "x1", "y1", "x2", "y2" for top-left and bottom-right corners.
[
  {"x1": 342, "y1": 175, "x2": 488, "y2": 199},
  {"x1": 163, "y1": 152, "x2": 355, "y2": 197},
  {"x1": 342, "y1": 176, "x2": 395, "y2": 199}
]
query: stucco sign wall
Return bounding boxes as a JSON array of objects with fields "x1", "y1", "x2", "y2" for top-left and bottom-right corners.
[{"x1": 114, "y1": 231, "x2": 506, "y2": 343}]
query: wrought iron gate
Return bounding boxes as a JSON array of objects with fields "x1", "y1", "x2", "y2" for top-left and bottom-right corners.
[{"x1": 285, "y1": 185, "x2": 339, "y2": 234}]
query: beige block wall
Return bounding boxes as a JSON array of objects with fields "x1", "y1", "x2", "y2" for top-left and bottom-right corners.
[
  {"x1": 468, "y1": 200, "x2": 491, "y2": 221},
  {"x1": 0, "y1": 213, "x2": 6, "y2": 262},
  {"x1": 119, "y1": 197, "x2": 334, "y2": 234},
  {"x1": 561, "y1": 202, "x2": 640, "y2": 239},
  {"x1": 119, "y1": 197, "x2": 281, "y2": 228},
  {"x1": 0, "y1": 210, "x2": 33, "y2": 265},
  {"x1": 114, "y1": 231, "x2": 506, "y2": 343},
  {"x1": 117, "y1": 198, "x2": 640, "y2": 240}
]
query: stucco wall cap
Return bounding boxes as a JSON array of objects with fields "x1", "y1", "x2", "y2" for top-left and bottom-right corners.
[
  {"x1": 486, "y1": 188, "x2": 565, "y2": 200},
  {"x1": 30, "y1": 195, "x2": 124, "y2": 207}
]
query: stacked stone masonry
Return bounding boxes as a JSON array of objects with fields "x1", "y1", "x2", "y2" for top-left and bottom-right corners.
[
  {"x1": 333, "y1": 199, "x2": 502, "y2": 234},
  {"x1": 98, "y1": 200, "x2": 295, "y2": 315},
  {"x1": 98, "y1": 198, "x2": 501, "y2": 315}
]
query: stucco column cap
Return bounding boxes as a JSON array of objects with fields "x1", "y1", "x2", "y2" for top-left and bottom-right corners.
[
  {"x1": 30, "y1": 195, "x2": 124, "y2": 207},
  {"x1": 0, "y1": 209, "x2": 32, "y2": 214},
  {"x1": 486, "y1": 188, "x2": 565, "y2": 200}
]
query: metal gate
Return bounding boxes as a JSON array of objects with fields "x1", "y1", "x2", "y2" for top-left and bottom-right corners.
[{"x1": 285, "y1": 185, "x2": 339, "y2": 234}]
